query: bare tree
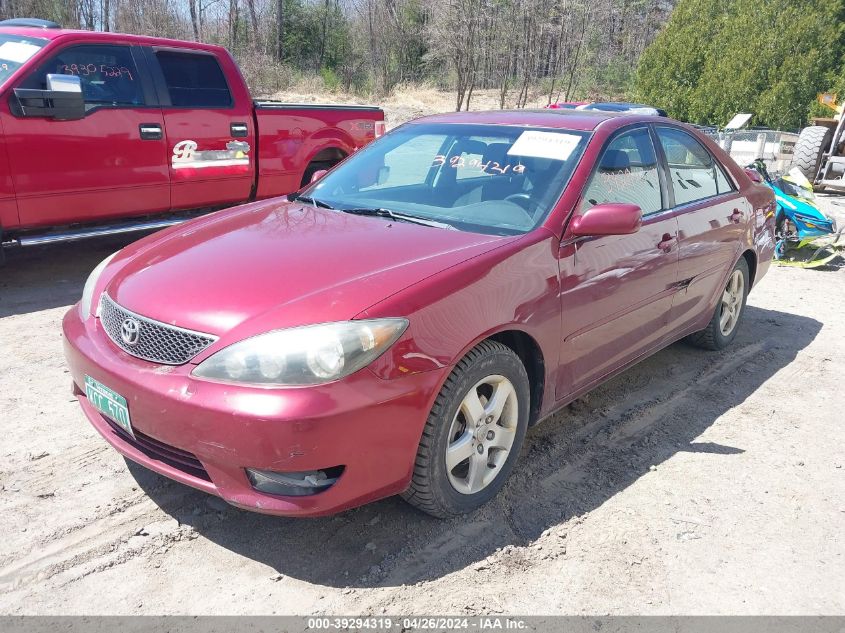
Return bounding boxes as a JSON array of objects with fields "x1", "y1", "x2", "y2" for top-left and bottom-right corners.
[{"x1": 0, "y1": 0, "x2": 674, "y2": 103}]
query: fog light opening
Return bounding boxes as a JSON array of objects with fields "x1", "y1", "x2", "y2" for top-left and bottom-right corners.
[{"x1": 246, "y1": 466, "x2": 344, "y2": 497}]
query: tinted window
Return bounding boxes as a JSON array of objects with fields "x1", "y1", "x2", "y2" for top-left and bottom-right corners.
[
  {"x1": 306, "y1": 123, "x2": 589, "y2": 235},
  {"x1": 23, "y1": 45, "x2": 143, "y2": 106},
  {"x1": 715, "y1": 163, "x2": 734, "y2": 194},
  {"x1": 156, "y1": 52, "x2": 232, "y2": 108},
  {"x1": 656, "y1": 127, "x2": 729, "y2": 205},
  {"x1": 580, "y1": 127, "x2": 663, "y2": 215}
]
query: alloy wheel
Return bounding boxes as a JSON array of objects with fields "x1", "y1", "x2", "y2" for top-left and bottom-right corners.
[
  {"x1": 445, "y1": 374, "x2": 519, "y2": 495},
  {"x1": 719, "y1": 269, "x2": 745, "y2": 336}
]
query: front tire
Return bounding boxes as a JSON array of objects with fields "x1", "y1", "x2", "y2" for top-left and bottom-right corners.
[
  {"x1": 687, "y1": 258, "x2": 749, "y2": 351},
  {"x1": 402, "y1": 340, "x2": 530, "y2": 518}
]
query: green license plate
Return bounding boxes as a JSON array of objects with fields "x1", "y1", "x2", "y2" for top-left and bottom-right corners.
[{"x1": 85, "y1": 375, "x2": 133, "y2": 438}]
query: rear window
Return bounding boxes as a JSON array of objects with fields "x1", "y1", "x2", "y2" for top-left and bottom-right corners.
[
  {"x1": 155, "y1": 51, "x2": 232, "y2": 108},
  {"x1": 656, "y1": 127, "x2": 734, "y2": 205}
]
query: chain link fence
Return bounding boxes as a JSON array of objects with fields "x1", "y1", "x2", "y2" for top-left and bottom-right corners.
[{"x1": 699, "y1": 128, "x2": 799, "y2": 174}]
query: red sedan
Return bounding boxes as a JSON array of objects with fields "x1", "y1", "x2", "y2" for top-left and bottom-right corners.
[{"x1": 63, "y1": 110, "x2": 776, "y2": 518}]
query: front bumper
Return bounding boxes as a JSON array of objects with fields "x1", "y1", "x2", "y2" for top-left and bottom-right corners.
[{"x1": 63, "y1": 307, "x2": 447, "y2": 516}]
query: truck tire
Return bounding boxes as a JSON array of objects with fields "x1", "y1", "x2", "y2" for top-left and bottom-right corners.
[
  {"x1": 792, "y1": 125, "x2": 833, "y2": 183},
  {"x1": 301, "y1": 161, "x2": 334, "y2": 188}
]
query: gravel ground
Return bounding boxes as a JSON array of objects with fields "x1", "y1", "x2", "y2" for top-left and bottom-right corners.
[{"x1": 0, "y1": 197, "x2": 843, "y2": 616}]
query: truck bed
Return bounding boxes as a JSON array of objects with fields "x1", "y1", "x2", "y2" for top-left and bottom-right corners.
[{"x1": 252, "y1": 102, "x2": 385, "y2": 200}]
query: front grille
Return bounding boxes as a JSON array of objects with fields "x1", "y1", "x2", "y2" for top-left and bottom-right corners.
[
  {"x1": 99, "y1": 293, "x2": 217, "y2": 365},
  {"x1": 101, "y1": 414, "x2": 211, "y2": 482}
]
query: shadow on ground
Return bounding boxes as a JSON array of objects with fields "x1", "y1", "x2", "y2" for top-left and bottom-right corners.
[
  {"x1": 0, "y1": 234, "x2": 149, "y2": 318},
  {"x1": 129, "y1": 304, "x2": 821, "y2": 589}
]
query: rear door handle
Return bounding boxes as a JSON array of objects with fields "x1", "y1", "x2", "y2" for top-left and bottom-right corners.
[
  {"x1": 139, "y1": 123, "x2": 162, "y2": 140},
  {"x1": 730, "y1": 208, "x2": 743, "y2": 224},
  {"x1": 658, "y1": 233, "x2": 676, "y2": 253},
  {"x1": 230, "y1": 122, "x2": 249, "y2": 138}
]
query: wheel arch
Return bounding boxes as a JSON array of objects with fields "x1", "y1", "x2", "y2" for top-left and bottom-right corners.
[
  {"x1": 741, "y1": 248, "x2": 758, "y2": 288},
  {"x1": 487, "y1": 329, "x2": 545, "y2": 426},
  {"x1": 299, "y1": 144, "x2": 351, "y2": 187}
]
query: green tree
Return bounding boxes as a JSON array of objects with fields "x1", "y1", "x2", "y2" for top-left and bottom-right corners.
[{"x1": 636, "y1": 0, "x2": 845, "y2": 129}]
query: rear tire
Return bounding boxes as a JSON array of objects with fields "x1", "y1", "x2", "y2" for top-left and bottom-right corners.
[
  {"x1": 300, "y1": 161, "x2": 335, "y2": 188},
  {"x1": 792, "y1": 125, "x2": 833, "y2": 183},
  {"x1": 687, "y1": 258, "x2": 749, "y2": 351},
  {"x1": 402, "y1": 340, "x2": 530, "y2": 518}
]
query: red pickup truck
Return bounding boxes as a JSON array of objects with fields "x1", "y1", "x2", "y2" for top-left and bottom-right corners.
[{"x1": 0, "y1": 18, "x2": 384, "y2": 257}]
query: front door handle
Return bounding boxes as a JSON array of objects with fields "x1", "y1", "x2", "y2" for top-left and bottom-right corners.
[
  {"x1": 139, "y1": 123, "x2": 162, "y2": 140},
  {"x1": 230, "y1": 122, "x2": 249, "y2": 138},
  {"x1": 730, "y1": 208, "x2": 743, "y2": 224},
  {"x1": 658, "y1": 233, "x2": 676, "y2": 253}
]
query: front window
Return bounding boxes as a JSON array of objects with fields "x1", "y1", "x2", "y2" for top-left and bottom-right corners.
[
  {"x1": 302, "y1": 123, "x2": 590, "y2": 235},
  {"x1": 20, "y1": 44, "x2": 144, "y2": 106},
  {"x1": 580, "y1": 127, "x2": 663, "y2": 216},
  {"x1": 0, "y1": 34, "x2": 46, "y2": 87}
]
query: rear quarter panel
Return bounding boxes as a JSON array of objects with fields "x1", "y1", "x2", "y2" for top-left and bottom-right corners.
[{"x1": 253, "y1": 106, "x2": 383, "y2": 198}]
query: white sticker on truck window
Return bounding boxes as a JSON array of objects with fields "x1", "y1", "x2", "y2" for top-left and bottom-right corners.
[
  {"x1": 0, "y1": 41, "x2": 41, "y2": 63},
  {"x1": 171, "y1": 140, "x2": 250, "y2": 169},
  {"x1": 507, "y1": 131, "x2": 582, "y2": 161}
]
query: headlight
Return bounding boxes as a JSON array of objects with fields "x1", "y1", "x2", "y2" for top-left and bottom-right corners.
[
  {"x1": 192, "y1": 319, "x2": 408, "y2": 386},
  {"x1": 80, "y1": 252, "x2": 118, "y2": 320}
]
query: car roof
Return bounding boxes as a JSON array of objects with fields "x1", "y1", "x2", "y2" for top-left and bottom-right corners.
[
  {"x1": 407, "y1": 109, "x2": 659, "y2": 132},
  {"x1": 0, "y1": 26, "x2": 227, "y2": 52}
]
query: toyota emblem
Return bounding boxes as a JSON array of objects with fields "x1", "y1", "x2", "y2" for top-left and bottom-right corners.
[{"x1": 120, "y1": 318, "x2": 141, "y2": 346}]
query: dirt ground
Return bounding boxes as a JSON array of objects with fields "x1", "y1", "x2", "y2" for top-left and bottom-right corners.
[{"x1": 1, "y1": 192, "x2": 844, "y2": 615}]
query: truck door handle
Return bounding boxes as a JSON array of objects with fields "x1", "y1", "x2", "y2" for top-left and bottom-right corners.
[
  {"x1": 730, "y1": 209, "x2": 743, "y2": 224},
  {"x1": 230, "y1": 122, "x2": 249, "y2": 138},
  {"x1": 139, "y1": 123, "x2": 162, "y2": 140},
  {"x1": 658, "y1": 233, "x2": 676, "y2": 253}
]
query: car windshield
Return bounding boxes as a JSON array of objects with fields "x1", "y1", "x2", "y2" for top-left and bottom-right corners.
[
  {"x1": 301, "y1": 122, "x2": 590, "y2": 235},
  {"x1": 0, "y1": 34, "x2": 46, "y2": 87}
]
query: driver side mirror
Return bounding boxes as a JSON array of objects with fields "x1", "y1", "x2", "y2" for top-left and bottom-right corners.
[
  {"x1": 13, "y1": 73, "x2": 85, "y2": 121},
  {"x1": 570, "y1": 203, "x2": 642, "y2": 237}
]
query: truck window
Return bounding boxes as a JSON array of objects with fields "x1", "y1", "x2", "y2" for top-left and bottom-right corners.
[
  {"x1": 0, "y1": 34, "x2": 47, "y2": 87},
  {"x1": 21, "y1": 45, "x2": 144, "y2": 106},
  {"x1": 155, "y1": 51, "x2": 232, "y2": 108}
]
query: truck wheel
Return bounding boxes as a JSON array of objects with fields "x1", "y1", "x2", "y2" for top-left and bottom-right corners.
[
  {"x1": 301, "y1": 161, "x2": 334, "y2": 188},
  {"x1": 792, "y1": 125, "x2": 833, "y2": 183},
  {"x1": 402, "y1": 340, "x2": 530, "y2": 518}
]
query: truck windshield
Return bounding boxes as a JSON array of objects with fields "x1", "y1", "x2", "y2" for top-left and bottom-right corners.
[
  {"x1": 0, "y1": 34, "x2": 46, "y2": 86},
  {"x1": 301, "y1": 122, "x2": 590, "y2": 235}
]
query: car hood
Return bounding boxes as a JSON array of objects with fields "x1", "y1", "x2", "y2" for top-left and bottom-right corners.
[{"x1": 106, "y1": 200, "x2": 511, "y2": 341}]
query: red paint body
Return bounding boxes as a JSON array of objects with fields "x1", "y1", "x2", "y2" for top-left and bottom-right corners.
[
  {"x1": 0, "y1": 27, "x2": 383, "y2": 235},
  {"x1": 63, "y1": 110, "x2": 776, "y2": 516}
]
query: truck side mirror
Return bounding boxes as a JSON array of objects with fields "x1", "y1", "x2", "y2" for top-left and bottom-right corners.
[{"x1": 12, "y1": 74, "x2": 85, "y2": 121}]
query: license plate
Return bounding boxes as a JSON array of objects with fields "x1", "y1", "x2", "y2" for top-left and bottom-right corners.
[{"x1": 84, "y1": 375, "x2": 133, "y2": 438}]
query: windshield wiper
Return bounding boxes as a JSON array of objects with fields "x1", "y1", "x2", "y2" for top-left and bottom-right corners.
[
  {"x1": 289, "y1": 194, "x2": 334, "y2": 209},
  {"x1": 341, "y1": 207, "x2": 455, "y2": 230}
]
